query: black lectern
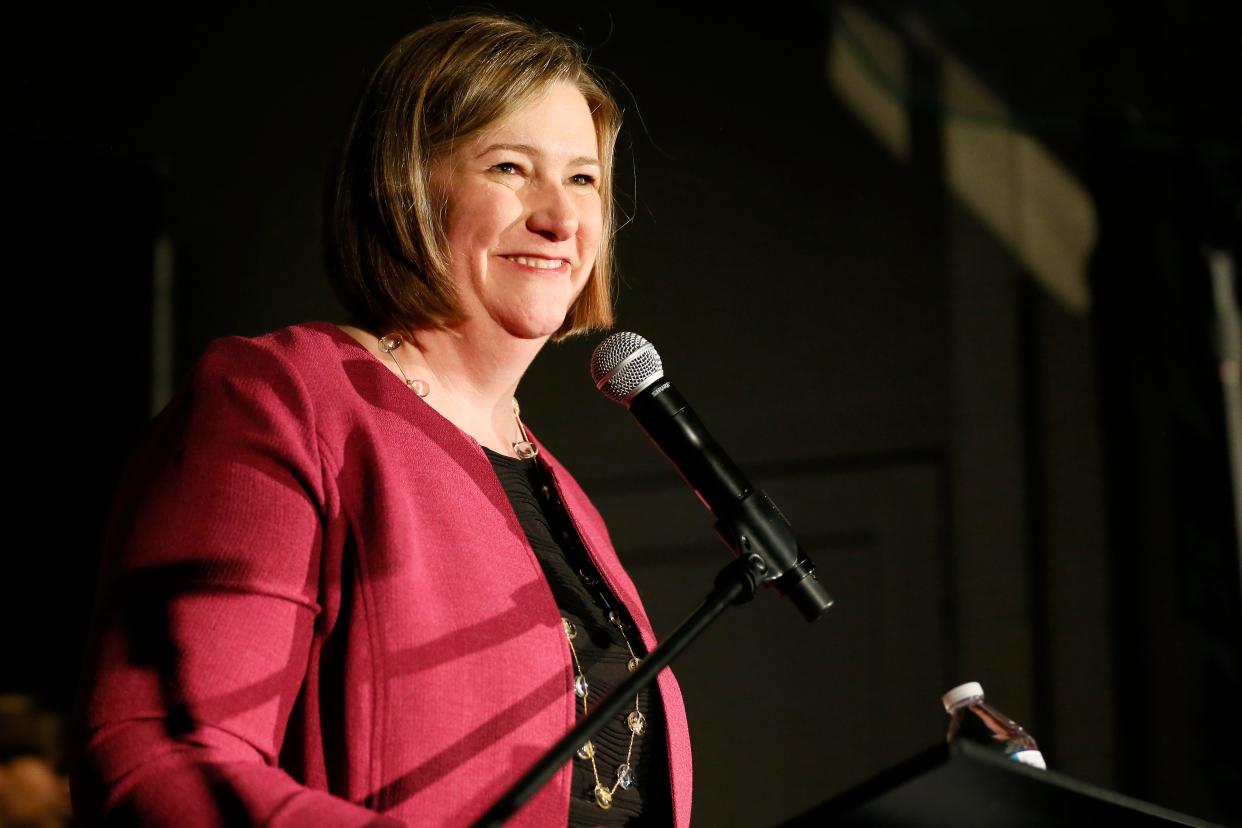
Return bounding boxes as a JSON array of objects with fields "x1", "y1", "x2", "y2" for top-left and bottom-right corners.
[{"x1": 778, "y1": 741, "x2": 1225, "y2": 827}]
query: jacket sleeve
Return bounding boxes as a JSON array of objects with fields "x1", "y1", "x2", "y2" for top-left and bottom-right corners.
[{"x1": 72, "y1": 336, "x2": 399, "y2": 827}]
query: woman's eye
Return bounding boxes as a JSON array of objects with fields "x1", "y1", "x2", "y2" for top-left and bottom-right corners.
[
  {"x1": 570, "y1": 173, "x2": 598, "y2": 187},
  {"x1": 491, "y1": 161, "x2": 521, "y2": 175}
]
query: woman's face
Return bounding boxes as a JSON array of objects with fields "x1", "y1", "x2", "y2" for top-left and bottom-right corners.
[{"x1": 433, "y1": 81, "x2": 603, "y2": 341}]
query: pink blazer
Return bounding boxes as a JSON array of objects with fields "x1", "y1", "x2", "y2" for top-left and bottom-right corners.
[{"x1": 73, "y1": 321, "x2": 693, "y2": 826}]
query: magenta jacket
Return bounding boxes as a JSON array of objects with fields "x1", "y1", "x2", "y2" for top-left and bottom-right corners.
[{"x1": 73, "y1": 322, "x2": 693, "y2": 826}]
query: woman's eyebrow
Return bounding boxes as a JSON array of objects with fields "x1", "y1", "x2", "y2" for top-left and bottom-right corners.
[{"x1": 476, "y1": 142, "x2": 600, "y2": 167}]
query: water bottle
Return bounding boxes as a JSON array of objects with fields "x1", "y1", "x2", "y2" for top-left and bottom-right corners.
[{"x1": 942, "y1": 681, "x2": 1047, "y2": 770}]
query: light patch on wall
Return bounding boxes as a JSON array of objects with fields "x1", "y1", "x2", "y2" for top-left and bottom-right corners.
[
  {"x1": 827, "y1": 4, "x2": 1097, "y2": 315},
  {"x1": 941, "y1": 59, "x2": 1096, "y2": 314},
  {"x1": 827, "y1": 4, "x2": 909, "y2": 162}
]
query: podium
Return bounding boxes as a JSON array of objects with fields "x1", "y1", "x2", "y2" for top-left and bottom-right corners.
[{"x1": 777, "y1": 741, "x2": 1225, "y2": 827}]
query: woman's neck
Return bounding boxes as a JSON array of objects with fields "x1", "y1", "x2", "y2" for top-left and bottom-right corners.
[{"x1": 337, "y1": 321, "x2": 546, "y2": 457}]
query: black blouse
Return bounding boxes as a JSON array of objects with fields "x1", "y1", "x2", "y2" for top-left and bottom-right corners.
[{"x1": 483, "y1": 447, "x2": 672, "y2": 827}]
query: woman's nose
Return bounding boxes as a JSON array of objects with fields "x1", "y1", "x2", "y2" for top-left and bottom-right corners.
[{"x1": 525, "y1": 182, "x2": 578, "y2": 241}]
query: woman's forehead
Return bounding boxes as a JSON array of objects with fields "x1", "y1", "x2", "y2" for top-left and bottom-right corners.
[{"x1": 466, "y1": 83, "x2": 600, "y2": 159}]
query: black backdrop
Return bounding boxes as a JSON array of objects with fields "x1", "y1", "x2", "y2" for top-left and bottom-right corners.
[{"x1": 3, "y1": 2, "x2": 1239, "y2": 824}]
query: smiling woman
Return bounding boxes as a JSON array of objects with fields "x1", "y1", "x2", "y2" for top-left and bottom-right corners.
[
  {"x1": 326, "y1": 15, "x2": 620, "y2": 345},
  {"x1": 72, "y1": 13, "x2": 693, "y2": 828}
]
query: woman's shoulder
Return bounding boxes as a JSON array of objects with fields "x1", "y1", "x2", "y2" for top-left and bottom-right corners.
[
  {"x1": 165, "y1": 321, "x2": 375, "y2": 447},
  {"x1": 187, "y1": 321, "x2": 450, "y2": 458},
  {"x1": 200, "y1": 320, "x2": 351, "y2": 368},
  {"x1": 191, "y1": 321, "x2": 363, "y2": 395}
]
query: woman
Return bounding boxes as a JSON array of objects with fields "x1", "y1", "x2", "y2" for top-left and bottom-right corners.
[{"x1": 72, "y1": 14, "x2": 693, "y2": 827}]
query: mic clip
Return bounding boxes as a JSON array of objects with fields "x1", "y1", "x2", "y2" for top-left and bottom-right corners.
[{"x1": 712, "y1": 490, "x2": 835, "y2": 622}]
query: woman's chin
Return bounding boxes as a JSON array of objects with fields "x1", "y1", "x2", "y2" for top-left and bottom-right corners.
[{"x1": 486, "y1": 308, "x2": 569, "y2": 342}]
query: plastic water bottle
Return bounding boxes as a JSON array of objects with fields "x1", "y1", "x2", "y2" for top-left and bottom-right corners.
[{"x1": 942, "y1": 681, "x2": 1047, "y2": 770}]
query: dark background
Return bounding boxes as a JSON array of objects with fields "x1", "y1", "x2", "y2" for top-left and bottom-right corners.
[{"x1": 3, "y1": 1, "x2": 1240, "y2": 825}]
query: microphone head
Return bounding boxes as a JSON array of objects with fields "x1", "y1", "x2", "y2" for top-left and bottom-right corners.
[{"x1": 590, "y1": 331, "x2": 665, "y2": 404}]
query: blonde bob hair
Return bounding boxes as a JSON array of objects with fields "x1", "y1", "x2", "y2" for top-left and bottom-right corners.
[{"x1": 326, "y1": 14, "x2": 621, "y2": 340}]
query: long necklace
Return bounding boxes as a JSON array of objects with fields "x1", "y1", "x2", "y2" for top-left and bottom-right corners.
[
  {"x1": 508, "y1": 411, "x2": 647, "y2": 809},
  {"x1": 385, "y1": 330, "x2": 641, "y2": 807}
]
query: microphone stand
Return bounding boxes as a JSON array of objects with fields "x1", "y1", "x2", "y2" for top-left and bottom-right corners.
[{"x1": 471, "y1": 553, "x2": 767, "y2": 828}]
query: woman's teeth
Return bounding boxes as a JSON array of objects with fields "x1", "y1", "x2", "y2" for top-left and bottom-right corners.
[{"x1": 505, "y1": 256, "x2": 564, "y2": 269}]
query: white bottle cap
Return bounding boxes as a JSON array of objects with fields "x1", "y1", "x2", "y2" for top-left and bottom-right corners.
[{"x1": 942, "y1": 681, "x2": 985, "y2": 712}]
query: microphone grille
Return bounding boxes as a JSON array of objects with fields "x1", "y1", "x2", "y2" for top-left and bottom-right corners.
[{"x1": 590, "y1": 331, "x2": 664, "y2": 403}]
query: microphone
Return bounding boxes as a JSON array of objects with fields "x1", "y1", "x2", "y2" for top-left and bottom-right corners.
[{"x1": 591, "y1": 332, "x2": 833, "y2": 621}]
